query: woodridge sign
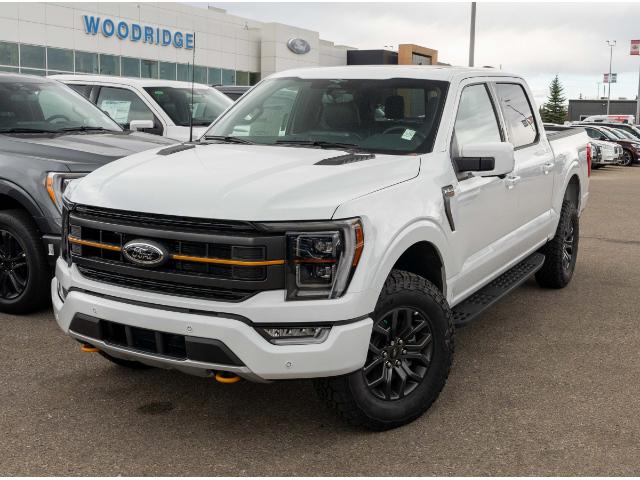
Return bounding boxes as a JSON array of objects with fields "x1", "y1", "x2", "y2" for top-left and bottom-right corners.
[{"x1": 82, "y1": 15, "x2": 194, "y2": 50}]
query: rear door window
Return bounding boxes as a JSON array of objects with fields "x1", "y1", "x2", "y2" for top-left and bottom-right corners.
[
  {"x1": 495, "y1": 83, "x2": 538, "y2": 148},
  {"x1": 67, "y1": 84, "x2": 92, "y2": 99}
]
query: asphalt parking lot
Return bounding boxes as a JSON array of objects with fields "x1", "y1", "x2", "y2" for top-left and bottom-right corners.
[{"x1": 1, "y1": 165, "x2": 639, "y2": 476}]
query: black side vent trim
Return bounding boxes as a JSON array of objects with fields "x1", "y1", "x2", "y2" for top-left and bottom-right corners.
[
  {"x1": 315, "y1": 153, "x2": 376, "y2": 165},
  {"x1": 157, "y1": 143, "x2": 196, "y2": 156}
]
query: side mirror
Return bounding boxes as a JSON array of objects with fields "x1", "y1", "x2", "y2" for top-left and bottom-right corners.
[
  {"x1": 455, "y1": 142, "x2": 515, "y2": 177},
  {"x1": 129, "y1": 120, "x2": 154, "y2": 132}
]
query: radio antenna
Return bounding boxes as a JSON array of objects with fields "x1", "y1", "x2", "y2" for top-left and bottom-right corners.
[{"x1": 189, "y1": 32, "x2": 196, "y2": 143}]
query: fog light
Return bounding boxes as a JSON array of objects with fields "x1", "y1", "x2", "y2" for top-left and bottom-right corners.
[
  {"x1": 57, "y1": 281, "x2": 68, "y2": 302},
  {"x1": 258, "y1": 326, "x2": 330, "y2": 345}
]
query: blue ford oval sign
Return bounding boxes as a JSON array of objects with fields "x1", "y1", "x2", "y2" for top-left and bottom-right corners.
[{"x1": 287, "y1": 38, "x2": 311, "y2": 55}]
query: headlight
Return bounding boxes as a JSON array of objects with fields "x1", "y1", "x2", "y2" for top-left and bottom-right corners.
[
  {"x1": 46, "y1": 172, "x2": 87, "y2": 213},
  {"x1": 259, "y1": 218, "x2": 364, "y2": 300}
]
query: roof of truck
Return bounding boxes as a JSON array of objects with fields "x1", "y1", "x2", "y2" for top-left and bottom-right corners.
[
  {"x1": 49, "y1": 74, "x2": 211, "y2": 89},
  {"x1": 268, "y1": 65, "x2": 520, "y2": 82}
]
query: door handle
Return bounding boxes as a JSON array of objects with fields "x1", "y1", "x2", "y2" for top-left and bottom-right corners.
[
  {"x1": 543, "y1": 162, "x2": 554, "y2": 175},
  {"x1": 505, "y1": 175, "x2": 521, "y2": 189}
]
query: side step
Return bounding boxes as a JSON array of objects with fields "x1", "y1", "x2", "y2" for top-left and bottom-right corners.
[{"x1": 451, "y1": 252, "x2": 545, "y2": 327}]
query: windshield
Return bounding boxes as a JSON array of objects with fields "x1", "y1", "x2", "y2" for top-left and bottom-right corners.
[
  {"x1": 0, "y1": 79, "x2": 121, "y2": 133},
  {"x1": 611, "y1": 128, "x2": 635, "y2": 140},
  {"x1": 603, "y1": 127, "x2": 626, "y2": 139},
  {"x1": 203, "y1": 77, "x2": 449, "y2": 154},
  {"x1": 144, "y1": 86, "x2": 232, "y2": 127}
]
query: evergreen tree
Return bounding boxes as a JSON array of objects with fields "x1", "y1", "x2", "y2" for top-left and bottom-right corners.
[{"x1": 540, "y1": 75, "x2": 568, "y2": 124}]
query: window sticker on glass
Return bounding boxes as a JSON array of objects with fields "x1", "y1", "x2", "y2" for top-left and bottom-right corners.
[
  {"x1": 401, "y1": 129, "x2": 416, "y2": 141},
  {"x1": 100, "y1": 100, "x2": 131, "y2": 124}
]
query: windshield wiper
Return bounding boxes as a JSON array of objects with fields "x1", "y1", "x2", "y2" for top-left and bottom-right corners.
[
  {"x1": 0, "y1": 127, "x2": 57, "y2": 134},
  {"x1": 202, "y1": 135, "x2": 255, "y2": 145},
  {"x1": 275, "y1": 139, "x2": 362, "y2": 151},
  {"x1": 59, "y1": 126, "x2": 113, "y2": 133}
]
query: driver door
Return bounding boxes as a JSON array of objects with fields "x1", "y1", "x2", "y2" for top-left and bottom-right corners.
[{"x1": 446, "y1": 81, "x2": 521, "y2": 303}]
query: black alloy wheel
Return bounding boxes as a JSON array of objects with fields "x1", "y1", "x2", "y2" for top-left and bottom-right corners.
[
  {"x1": 620, "y1": 150, "x2": 633, "y2": 167},
  {"x1": 0, "y1": 230, "x2": 29, "y2": 300},
  {"x1": 364, "y1": 307, "x2": 433, "y2": 401},
  {"x1": 561, "y1": 223, "x2": 576, "y2": 274}
]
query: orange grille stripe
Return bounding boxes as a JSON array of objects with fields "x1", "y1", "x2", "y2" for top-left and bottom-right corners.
[{"x1": 68, "y1": 235, "x2": 284, "y2": 267}]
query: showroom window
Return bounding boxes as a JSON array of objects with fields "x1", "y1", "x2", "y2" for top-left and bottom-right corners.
[
  {"x1": 75, "y1": 51, "x2": 98, "y2": 74},
  {"x1": 177, "y1": 63, "x2": 191, "y2": 82},
  {"x1": 194, "y1": 66, "x2": 207, "y2": 85},
  {"x1": 249, "y1": 72, "x2": 260, "y2": 86},
  {"x1": 208, "y1": 67, "x2": 221, "y2": 85},
  {"x1": 20, "y1": 68, "x2": 46, "y2": 76},
  {"x1": 99, "y1": 54, "x2": 120, "y2": 76},
  {"x1": 0, "y1": 66, "x2": 19, "y2": 73},
  {"x1": 121, "y1": 57, "x2": 140, "y2": 78},
  {"x1": 221, "y1": 69, "x2": 235, "y2": 86},
  {"x1": 141, "y1": 59, "x2": 158, "y2": 79},
  {"x1": 159, "y1": 62, "x2": 176, "y2": 80},
  {"x1": 47, "y1": 47, "x2": 73, "y2": 72},
  {"x1": 21, "y1": 44, "x2": 45, "y2": 69},
  {"x1": 0, "y1": 41, "x2": 19, "y2": 67},
  {"x1": 236, "y1": 71, "x2": 249, "y2": 86}
]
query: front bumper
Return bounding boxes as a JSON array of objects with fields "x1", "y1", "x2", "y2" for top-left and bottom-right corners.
[{"x1": 52, "y1": 259, "x2": 373, "y2": 381}]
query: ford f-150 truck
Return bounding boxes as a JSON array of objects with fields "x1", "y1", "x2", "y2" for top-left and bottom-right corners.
[
  {"x1": 0, "y1": 73, "x2": 174, "y2": 314},
  {"x1": 53, "y1": 66, "x2": 590, "y2": 430}
]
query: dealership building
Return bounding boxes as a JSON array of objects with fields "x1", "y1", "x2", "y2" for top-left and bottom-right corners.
[{"x1": 0, "y1": 2, "x2": 441, "y2": 86}]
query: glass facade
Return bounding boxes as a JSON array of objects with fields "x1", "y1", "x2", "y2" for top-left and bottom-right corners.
[
  {"x1": 75, "y1": 51, "x2": 98, "y2": 74},
  {"x1": 159, "y1": 62, "x2": 176, "y2": 80},
  {"x1": 99, "y1": 54, "x2": 120, "y2": 76},
  {"x1": 47, "y1": 47, "x2": 73, "y2": 72},
  {"x1": 121, "y1": 56, "x2": 140, "y2": 78},
  {"x1": 0, "y1": 41, "x2": 259, "y2": 86}
]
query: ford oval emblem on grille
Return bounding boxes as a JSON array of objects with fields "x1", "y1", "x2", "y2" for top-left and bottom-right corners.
[{"x1": 122, "y1": 240, "x2": 168, "y2": 267}]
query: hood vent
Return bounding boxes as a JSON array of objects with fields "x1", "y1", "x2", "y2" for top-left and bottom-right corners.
[
  {"x1": 157, "y1": 143, "x2": 196, "y2": 156},
  {"x1": 315, "y1": 153, "x2": 376, "y2": 166}
]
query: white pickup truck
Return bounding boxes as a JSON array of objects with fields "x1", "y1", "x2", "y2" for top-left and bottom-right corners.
[{"x1": 52, "y1": 66, "x2": 590, "y2": 430}]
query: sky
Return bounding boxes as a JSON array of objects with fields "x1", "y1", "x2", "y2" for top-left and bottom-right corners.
[{"x1": 207, "y1": 1, "x2": 640, "y2": 108}]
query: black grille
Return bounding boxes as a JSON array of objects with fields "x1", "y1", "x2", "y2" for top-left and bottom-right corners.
[
  {"x1": 68, "y1": 206, "x2": 285, "y2": 301},
  {"x1": 102, "y1": 320, "x2": 187, "y2": 359},
  {"x1": 69, "y1": 314, "x2": 244, "y2": 366},
  {"x1": 73, "y1": 225, "x2": 266, "y2": 281},
  {"x1": 78, "y1": 267, "x2": 255, "y2": 302}
]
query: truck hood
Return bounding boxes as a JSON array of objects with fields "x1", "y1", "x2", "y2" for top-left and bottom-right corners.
[
  {"x1": 0, "y1": 131, "x2": 175, "y2": 172},
  {"x1": 69, "y1": 143, "x2": 421, "y2": 221}
]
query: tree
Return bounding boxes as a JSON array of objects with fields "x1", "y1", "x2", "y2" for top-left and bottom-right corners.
[{"x1": 540, "y1": 75, "x2": 568, "y2": 124}]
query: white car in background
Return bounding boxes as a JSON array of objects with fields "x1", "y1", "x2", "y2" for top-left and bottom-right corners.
[{"x1": 50, "y1": 75, "x2": 233, "y2": 142}]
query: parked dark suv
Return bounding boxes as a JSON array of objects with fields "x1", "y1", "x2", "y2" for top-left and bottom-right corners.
[{"x1": 0, "y1": 73, "x2": 174, "y2": 314}]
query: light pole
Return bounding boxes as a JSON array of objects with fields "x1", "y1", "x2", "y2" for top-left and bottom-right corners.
[
  {"x1": 469, "y1": 2, "x2": 476, "y2": 67},
  {"x1": 606, "y1": 40, "x2": 616, "y2": 115}
]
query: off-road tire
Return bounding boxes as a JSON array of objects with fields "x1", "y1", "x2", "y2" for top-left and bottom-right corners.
[
  {"x1": 0, "y1": 209, "x2": 50, "y2": 314},
  {"x1": 535, "y1": 199, "x2": 579, "y2": 289},
  {"x1": 314, "y1": 270, "x2": 454, "y2": 431},
  {"x1": 99, "y1": 351, "x2": 153, "y2": 369}
]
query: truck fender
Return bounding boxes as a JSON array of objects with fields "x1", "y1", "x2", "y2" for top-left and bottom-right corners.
[
  {"x1": 554, "y1": 161, "x2": 582, "y2": 215},
  {"x1": 367, "y1": 219, "x2": 452, "y2": 303},
  {"x1": 0, "y1": 178, "x2": 45, "y2": 219}
]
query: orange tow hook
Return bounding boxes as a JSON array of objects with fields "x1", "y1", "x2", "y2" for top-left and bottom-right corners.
[
  {"x1": 80, "y1": 343, "x2": 99, "y2": 353},
  {"x1": 215, "y1": 372, "x2": 241, "y2": 384}
]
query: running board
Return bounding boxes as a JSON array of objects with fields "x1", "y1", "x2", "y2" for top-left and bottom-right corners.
[{"x1": 451, "y1": 253, "x2": 545, "y2": 327}]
